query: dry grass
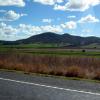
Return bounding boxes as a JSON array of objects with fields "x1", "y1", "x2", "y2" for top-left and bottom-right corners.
[{"x1": 0, "y1": 53, "x2": 100, "y2": 80}]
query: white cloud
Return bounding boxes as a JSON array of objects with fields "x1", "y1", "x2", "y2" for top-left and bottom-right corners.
[
  {"x1": 80, "y1": 29, "x2": 93, "y2": 37},
  {"x1": 78, "y1": 14, "x2": 99, "y2": 23},
  {"x1": 54, "y1": 4, "x2": 66, "y2": 11},
  {"x1": 61, "y1": 21, "x2": 77, "y2": 29},
  {"x1": 18, "y1": 24, "x2": 63, "y2": 34},
  {"x1": 0, "y1": 0, "x2": 25, "y2": 7},
  {"x1": 82, "y1": 29, "x2": 91, "y2": 33},
  {"x1": 0, "y1": 22, "x2": 18, "y2": 37},
  {"x1": 34, "y1": 0, "x2": 54, "y2": 5},
  {"x1": 64, "y1": 0, "x2": 90, "y2": 11},
  {"x1": 34, "y1": 0, "x2": 63, "y2": 5},
  {"x1": 0, "y1": 10, "x2": 27, "y2": 21},
  {"x1": 54, "y1": 0, "x2": 100, "y2": 11},
  {"x1": 86, "y1": 0, "x2": 100, "y2": 6},
  {"x1": 41, "y1": 25, "x2": 63, "y2": 33},
  {"x1": 18, "y1": 24, "x2": 63, "y2": 35},
  {"x1": 0, "y1": 23, "x2": 41, "y2": 40},
  {"x1": 67, "y1": 15, "x2": 76, "y2": 18},
  {"x1": 42, "y1": 19, "x2": 52, "y2": 23},
  {"x1": 56, "y1": 0, "x2": 63, "y2": 3},
  {"x1": 0, "y1": 22, "x2": 64, "y2": 40},
  {"x1": 18, "y1": 24, "x2": 42, "y2": 35}
]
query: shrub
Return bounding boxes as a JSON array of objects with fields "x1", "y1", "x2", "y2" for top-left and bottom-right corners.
[{"x1": 82, "y1": 49, "x2": 86, "y2": 52}]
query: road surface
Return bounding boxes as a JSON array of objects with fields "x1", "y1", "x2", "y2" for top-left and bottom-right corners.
[{"x1": 0, "y1": 70, "x2": 100, "y2": 100}]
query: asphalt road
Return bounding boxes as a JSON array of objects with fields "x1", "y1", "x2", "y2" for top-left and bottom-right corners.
[{"x1": 0, "y1": 71, "x2": 100, "y2": 100}]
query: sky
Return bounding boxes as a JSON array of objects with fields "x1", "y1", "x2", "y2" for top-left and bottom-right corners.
[{"x1": 0, "y1": 0, "x2": 100, "y2": 41}]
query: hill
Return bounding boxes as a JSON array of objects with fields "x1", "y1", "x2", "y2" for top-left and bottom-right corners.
[{"x1": 0, "y1": 32, "x2": 100, "y2": 47}]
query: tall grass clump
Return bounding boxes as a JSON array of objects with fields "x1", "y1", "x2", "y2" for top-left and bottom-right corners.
[{"x1": 0, "y1": 53, "x2": 100, "y2": 80}]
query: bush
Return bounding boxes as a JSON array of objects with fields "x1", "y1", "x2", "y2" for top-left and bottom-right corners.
[{"x1": 82, "y1": 49, "x2": 86, "y2": 52}]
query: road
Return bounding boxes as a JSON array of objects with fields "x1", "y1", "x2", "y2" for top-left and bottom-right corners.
[{"x1": 0, "y1": 71, "x2": 100, "y2": 100}]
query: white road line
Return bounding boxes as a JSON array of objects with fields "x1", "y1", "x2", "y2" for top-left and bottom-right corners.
[{"x1": 0, "y1": 77, "x2": 100, "y2": 96}]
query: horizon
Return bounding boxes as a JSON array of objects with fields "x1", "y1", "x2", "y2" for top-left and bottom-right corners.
[
  {"x1": 0, "y1": 0, "x2": 100, "y2": 41},
  {"x1": 1, "y1": 32, "x2": 100, "y2": 42}
]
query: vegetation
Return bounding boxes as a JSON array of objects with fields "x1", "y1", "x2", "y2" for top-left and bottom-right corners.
[
  {"x1": 0, "y1": 32, "x2": 100, "y2": 81},
  {"x1": 0, "y1": 52, "x2": 100, "y2": 80},
  {"x1": 0, "y1": 32, "x2": 100, "y2": 47},
  {"x1": 81, "y1": 43, "x2": 100, "y2": 49},
  {"x1": 0, "y1": 47, "x2": 100, "y2": 57},
  {"x1": 0, "y1": 43, "x2": 59, "y2": 49}
]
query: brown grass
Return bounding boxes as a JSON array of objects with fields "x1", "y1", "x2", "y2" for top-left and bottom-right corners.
[{"x1": 0, "y1": 53, "x2": 100, "y2": 80}]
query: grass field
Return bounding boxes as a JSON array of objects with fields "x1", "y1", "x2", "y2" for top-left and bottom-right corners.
[
  {"x1": 0, "y1": 43, "x2": 60, "y2": 49},
  {"x1": 81, "y1": 43, "x2": 100, "y2": 49},
  {"x1": 0, "y1": 44, "x2": 100, "y2": 57},
  {"x1": 0, "y1": 44, "x2": 100, "y2": 80}
]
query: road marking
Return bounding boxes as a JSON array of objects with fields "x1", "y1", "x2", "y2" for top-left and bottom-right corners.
[{"x1": 0, "y1": 77, "x2": 100, "y2": 96}]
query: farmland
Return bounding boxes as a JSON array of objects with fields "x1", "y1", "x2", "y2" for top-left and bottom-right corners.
[
  {"x1": 0, "y1": 44, "x2": 100, "y2": 80},
  {"x1": 0, "y1": 44, "x2": 100, "y2": 57}
]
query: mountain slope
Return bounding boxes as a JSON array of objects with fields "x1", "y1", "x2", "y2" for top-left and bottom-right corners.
[
  {"x1": 18, "y1": 32, "x2": 63, "y2": 44},
  {"x1": 0, "y1": 32, "x2": 100, "y2": 46}
]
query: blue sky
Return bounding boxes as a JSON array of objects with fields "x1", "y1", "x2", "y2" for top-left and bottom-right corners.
[{"x1": 0, "y1": 0, "x2": 100, "y2": 41}]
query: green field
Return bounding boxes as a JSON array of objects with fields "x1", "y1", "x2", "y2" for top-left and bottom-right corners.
[
  {"x1": 0, "y1": 44, "x2": 100, "y2": 57},
  {"x1": 25, "y1": 51, "x2": 100, "y2": 57},
  {"x1": 0, "y1": 44, "x2": 100, "y2": 80},
  {"x1": 0, "y1": 43, "x2": 61, "y2": 49},
  {"x1": 81, "y1": 43, "x2": 100, "y2": 49}
]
